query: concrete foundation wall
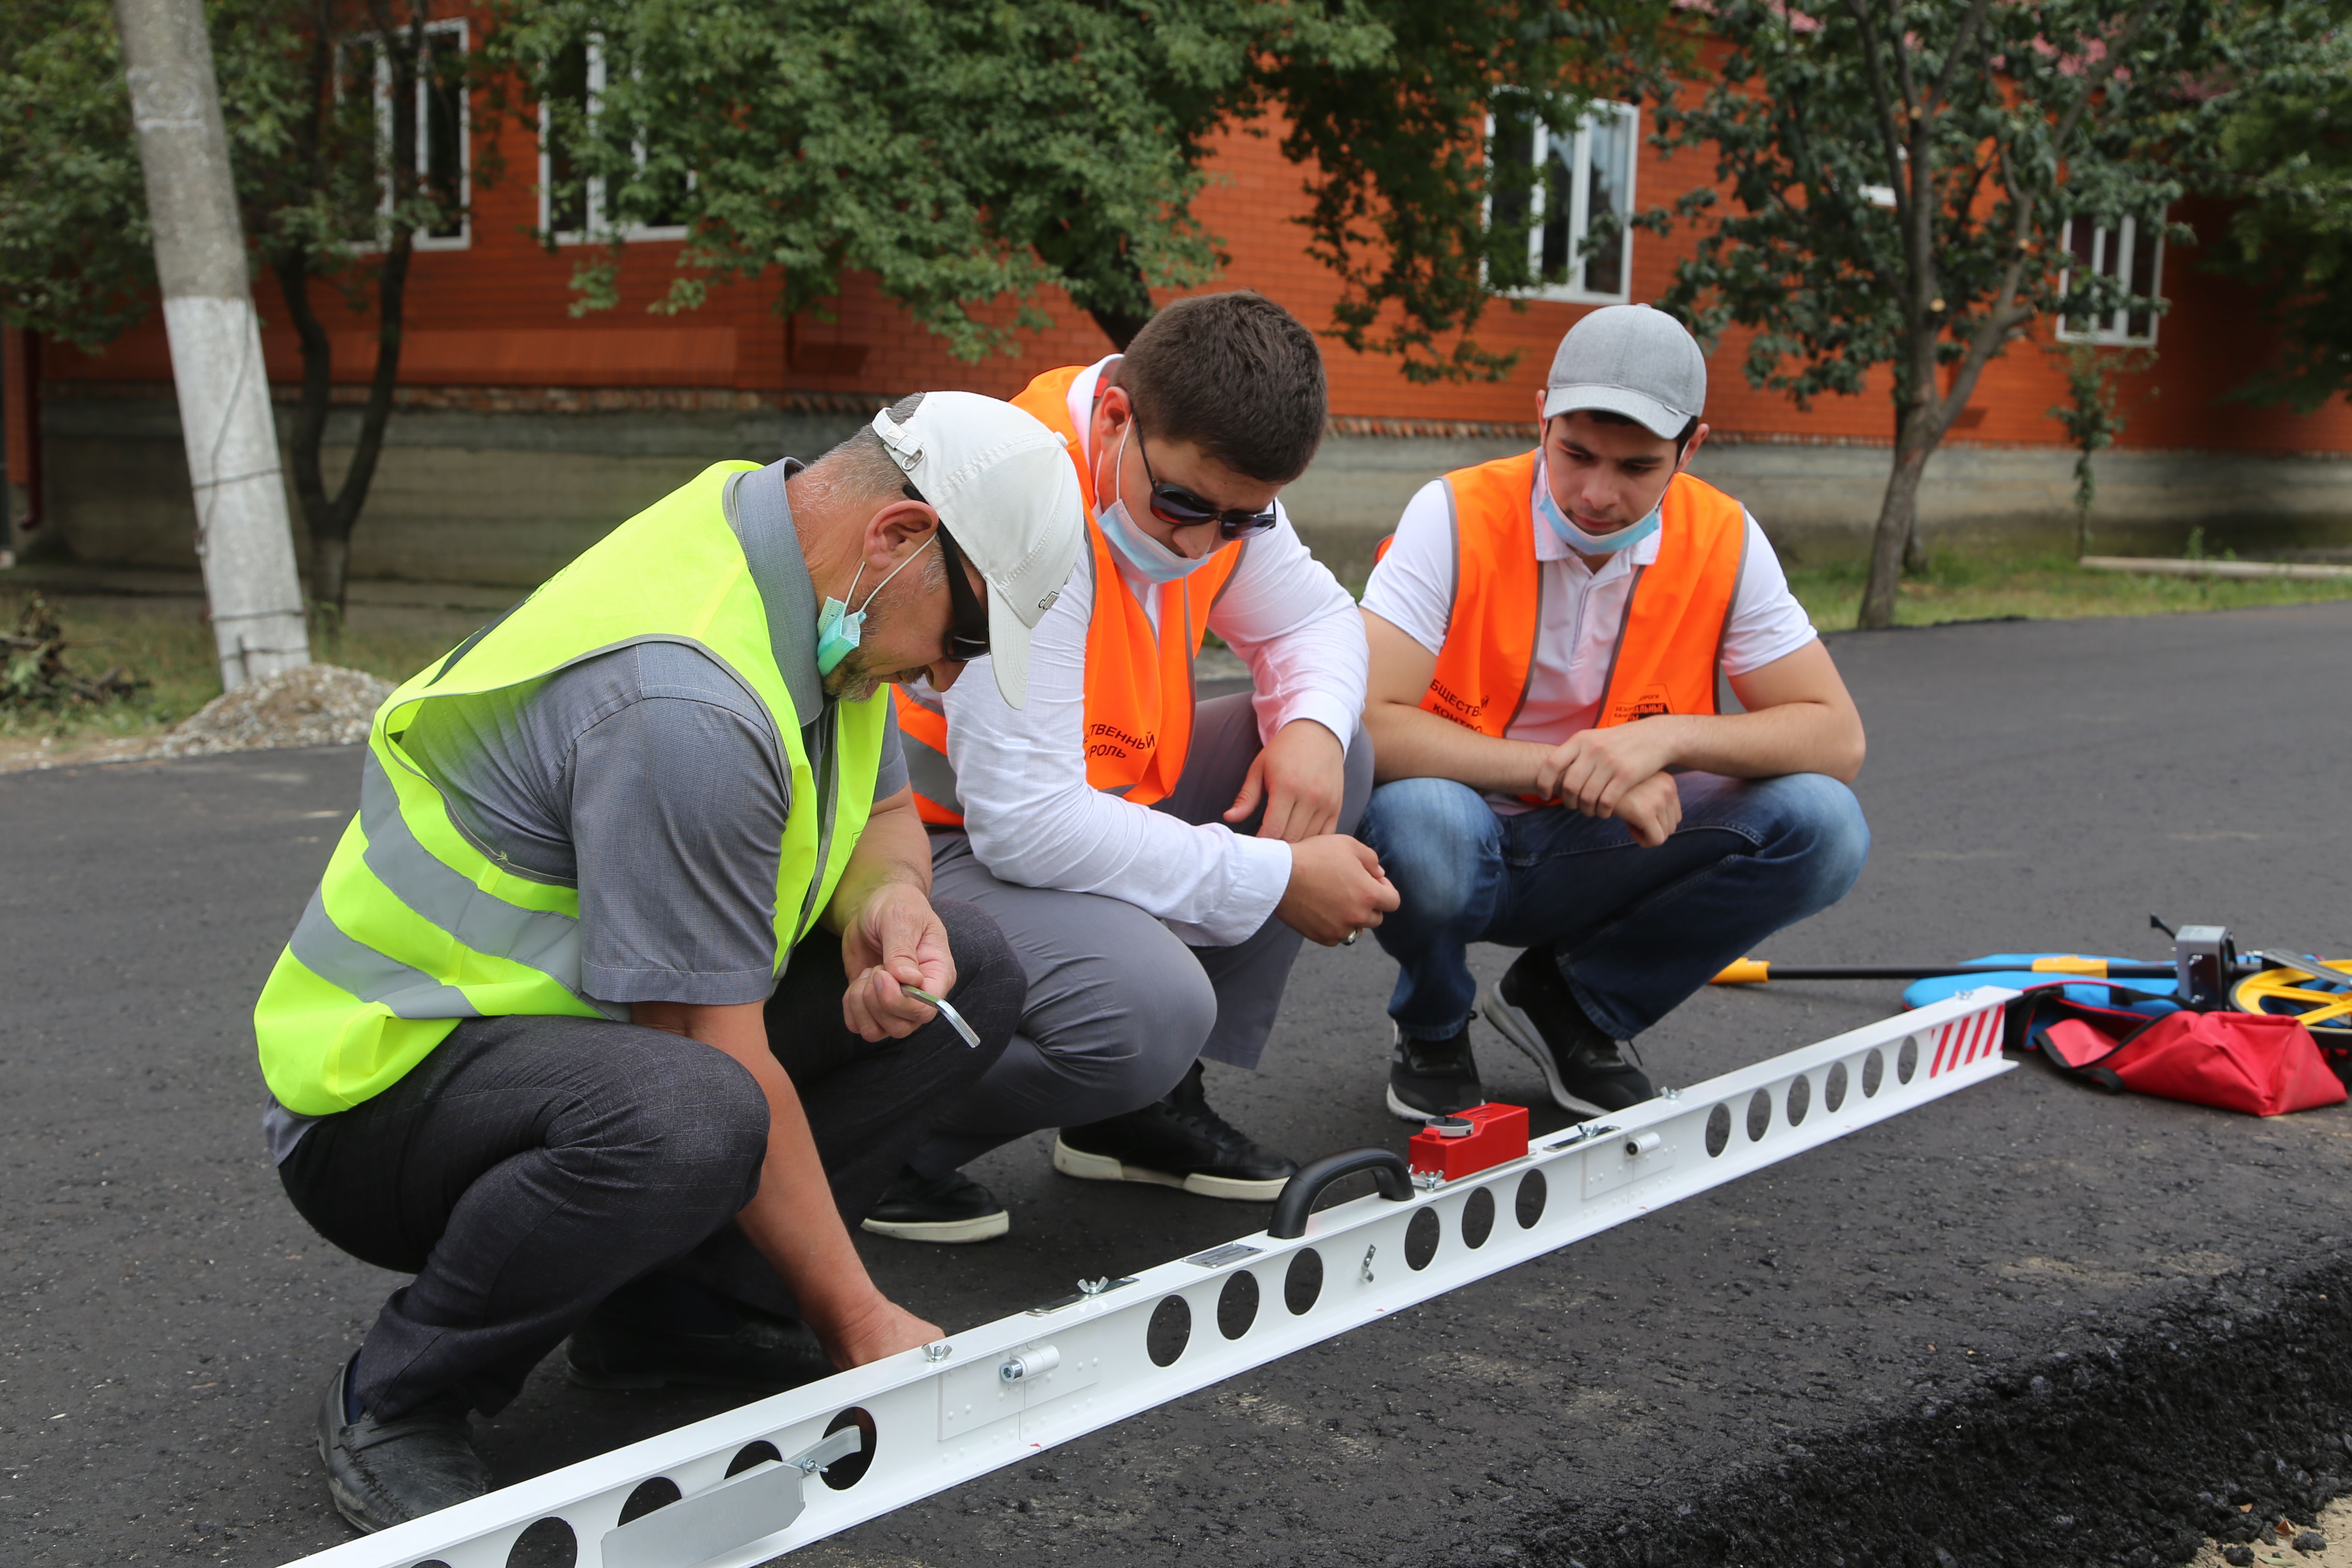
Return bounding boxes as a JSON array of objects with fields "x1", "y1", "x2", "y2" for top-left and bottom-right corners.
[{"x1": 34, "y1": 392, "x2": 2352, "y2": 588}]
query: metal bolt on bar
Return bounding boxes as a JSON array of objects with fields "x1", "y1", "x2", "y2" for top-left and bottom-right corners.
[{"x1": 282, "y1": 990, "x2": 2017, "y2": 1568}]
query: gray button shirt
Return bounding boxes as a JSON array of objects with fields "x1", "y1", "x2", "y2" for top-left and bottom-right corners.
[{"x1": 264, "y1": 458, "x2": 907, "y2": 1161}]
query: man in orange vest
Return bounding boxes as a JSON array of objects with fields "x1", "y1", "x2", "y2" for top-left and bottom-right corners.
[
  {"x1": 1358, "y1": 305, "x2": 1868, "y2": 1121},
  {"x1": 877, "y1": 291, "x2": 1399, "y2": 1241}
]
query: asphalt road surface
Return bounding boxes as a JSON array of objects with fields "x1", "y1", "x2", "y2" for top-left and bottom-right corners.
[{"x1": 5, "y1": 603, "x2": 2350, "y2": 1568}]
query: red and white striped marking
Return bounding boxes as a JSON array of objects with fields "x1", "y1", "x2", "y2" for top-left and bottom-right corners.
[{"x1": 1929, "y1": 1004, "x2": 2005, "y2": 1076}]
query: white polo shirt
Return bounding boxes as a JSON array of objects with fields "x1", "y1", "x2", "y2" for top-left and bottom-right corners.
[{"x1": 1359, "y1": 460, "x2": 1817, "y2": 810}]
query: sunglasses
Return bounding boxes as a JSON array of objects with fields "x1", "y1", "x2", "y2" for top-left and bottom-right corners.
[
  {"x1": 906, "y1": 481, "x2": 990, "y2": 661},
  {"x1": 1133, "y1": 426, "x2": 1280, "y2": 540}
]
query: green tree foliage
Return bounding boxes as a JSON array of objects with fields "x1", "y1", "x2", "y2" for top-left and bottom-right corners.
[
  {"x1": 2195, "y1": 0, "x2": 2352, "y2": 413},
  {"x1": 484, "y1": 0, "x2": 1679, "y2": 380},
  {"x1": 0, "y1": 0, "x2": 153, "y2": 347},
  {"x1": 0, "y1": 0, "x2": 464, "y2": 612},
  {"x1": 1652, "y1": 0, "x2": 2201, "y2": 628}
]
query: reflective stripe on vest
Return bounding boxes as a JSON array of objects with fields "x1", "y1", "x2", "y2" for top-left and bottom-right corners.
[
  {"x1": 895, "y1": 363, "x2": 1244, "y2": 828},
  {"x1": 253, "y1": 461, "x2": 889, "y2": 1115},
  {"x1": 1424, "y1": 456, "x2": 1747, "y2": 739}
]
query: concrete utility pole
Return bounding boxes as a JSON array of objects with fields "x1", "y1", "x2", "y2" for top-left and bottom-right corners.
[{"x1": 113, "y1": 0, "x2": 310, "y2": 688}]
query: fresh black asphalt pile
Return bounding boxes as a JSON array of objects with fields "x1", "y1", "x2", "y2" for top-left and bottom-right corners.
[{"x1": 3, "y1": 602, "x2": 2347, "y2": 1568}]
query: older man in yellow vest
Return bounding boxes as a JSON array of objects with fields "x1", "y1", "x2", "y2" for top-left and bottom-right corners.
[
  {"x1": 253, "y1": 394, "x2": 1083, "y2": 1531},
  {"x1": 1358, "y1": 306, "x2": 1870, "y2": 1123}
]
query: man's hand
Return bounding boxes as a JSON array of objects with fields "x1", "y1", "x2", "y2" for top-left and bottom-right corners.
[
  {"x1": 840, "y1": 880, "x2": 955, "y2": 1041},
  {"x1": 1275, "y1": 835, "x2": 1401, "y2": 945},
  {"x1": 1534, "y1": 720, "x2": 1682, "y2": 817},
  {"x1": 1611, "y1": 771, "x2": 1683, "y2": 848},
  {"x1": 817, "y1": 1291, "x2": 945, "y2": 1371},
  {"x1": 1224, "y1": 719, "x2": 1347, "y2": 844}
]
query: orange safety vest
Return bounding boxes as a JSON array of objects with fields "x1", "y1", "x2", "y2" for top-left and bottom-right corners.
[
  {"x1": 894, "y1": 364, "x2": 1246, "y2": 827},
  {"x1": 1414, "y1": 452, "x2": 1748, "y2": 738}
]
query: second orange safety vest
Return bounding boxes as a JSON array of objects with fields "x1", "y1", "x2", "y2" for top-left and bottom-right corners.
[
  {"x1": 895, "y1": 364, "x2": 1246, "y2": 827},
  {"x1": 1412, "y1": 452, "x2": 1749, "y2": 740}
]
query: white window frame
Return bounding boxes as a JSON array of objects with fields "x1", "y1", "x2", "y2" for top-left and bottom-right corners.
[
  {"x1": 538, "y1": 37, "x2": 690, "y2": 244},
  {"x1": 1482, "y1": 99, "x2": 1640, "y2": 305},
  {"x1": 337, "y1": 18, "x2": 471, "y2": 252},
  {"x1": 2056, "y1": 214, "x2": 2163, "y2": 347}
]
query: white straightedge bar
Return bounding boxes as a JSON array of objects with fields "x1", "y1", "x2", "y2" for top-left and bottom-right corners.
[{"x1": 284, "y1": 990, "x2": 2018, "y2": 1568}]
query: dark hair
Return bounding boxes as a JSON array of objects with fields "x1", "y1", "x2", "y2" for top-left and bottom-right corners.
[
  {"x1": 1562, "y1": 406, "x2": 1700, "y2": 457},
  {"x1": 1116, "y1": 292, "x2": 1327, "y2": 484}
]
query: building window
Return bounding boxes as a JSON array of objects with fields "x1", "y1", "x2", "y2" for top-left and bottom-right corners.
[
  {"x1": 2057, "y1": 214, "x2": 2163, "y2": 346},
  {"x1": 539, "y1": 37, "x2": 692, "y2": 243},
  {"x1": 339, "y1": 20, "x2": 470, "y2": 250},
  {"x1": 1485, "y1": 99, "x2": 1639, "y2": 303}
]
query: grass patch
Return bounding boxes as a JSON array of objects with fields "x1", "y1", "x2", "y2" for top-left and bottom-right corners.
[
  {"x1": 1784, "y1": 549, "x2": 2352, "y2": 631},
  {"x1": 0, "y1": 584, "x2": 462, "y2": 744}
]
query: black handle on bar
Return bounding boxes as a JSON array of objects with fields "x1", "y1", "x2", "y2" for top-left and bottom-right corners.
[{"x1": 1268, "y1": 1148, "x2": 1415, "y2": 1240}]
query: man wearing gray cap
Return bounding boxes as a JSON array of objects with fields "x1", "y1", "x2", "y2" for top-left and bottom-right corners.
[
  {"x1": 1356, "y1": 305, "x2": 1869, "y2": 1121},
  {"x1": 258, "y1": 392, "x2": 1084, "y2": 1529}
]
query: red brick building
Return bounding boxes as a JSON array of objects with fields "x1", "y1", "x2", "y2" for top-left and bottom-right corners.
[{"x1": 7, "y1": 37, "x2": 2349, "y2": 586}]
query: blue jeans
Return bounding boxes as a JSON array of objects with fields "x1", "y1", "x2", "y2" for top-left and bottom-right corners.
[{"x1": 1357, "y1": 772, "x2": 1869, "y2": 1042}]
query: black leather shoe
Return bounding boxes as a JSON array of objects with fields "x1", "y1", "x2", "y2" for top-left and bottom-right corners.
[
  {"x1": 1482, "y1": 950, "x2": 1656, "y2": 1115},
  {"x1": 1054, "y1": 1061, "x2": 1297, "y2": 1201},
  {"x1": 566, "y1": 1294, "x2": 833, "y2": 1393},
  {"x1": 1386, "y1": 1021, "x2": 1485, "y2": 1123},
  {"x1": 317, "y1": 1359, "x2": 491, "y2": 1534},
  {"x1": 859, "y1": 1166, "x2": 1010, "y2": 1243}
]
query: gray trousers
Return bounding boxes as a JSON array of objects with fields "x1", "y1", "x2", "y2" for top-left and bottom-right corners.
[{"x1": 909, "y1": 692, "x2": 1372, "y2": 1176}]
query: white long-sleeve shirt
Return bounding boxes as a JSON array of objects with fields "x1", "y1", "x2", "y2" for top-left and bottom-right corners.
[{"x1": 928, "y1": 356, "x2": 1367, "y2": 947}]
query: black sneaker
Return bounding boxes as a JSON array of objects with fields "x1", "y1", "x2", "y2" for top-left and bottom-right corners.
[
  {"x1": 565, "y1": 1289, "x2": 835, "y2": 1393},
  {"x1": 1482, "y1": 951, "x2": 1656, "y2": 1115},
  {"x1": 1386, "y1": 1021, "x2": 1485, "y2": 1123},
  {"x1": 859, "y1": 1166, "x2": 1010, "y2": 1244},
  {"x1": 1054, "y1": 1060, "x2": 1298, "y2": 1201},
  {"x1": 317, "y1": 1358, "x2": 491, "y2": 1533}
]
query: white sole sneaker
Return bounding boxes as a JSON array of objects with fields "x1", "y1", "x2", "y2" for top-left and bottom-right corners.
[
  {"x1": 1051, "y1": 1136, "x2": 1290, "y2": 1202},
  {"x1": 1481, "y1": 978, "x2": 1617, "y2": 1117},
  {"x1": 859, "y1": 1209, "x2": 1009, "y2": 1244}
]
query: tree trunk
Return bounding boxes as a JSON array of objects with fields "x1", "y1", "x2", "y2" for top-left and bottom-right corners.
[
  {"x1": 1085, "y1": 303, "x2": 1153, "y2": 353},
  {"x1": 1859, "y1": 437, "x2": 1934, "y2": 629},
  {"x1": 112, "y1": 0, "x2": 310, "y2": 687},
  {"x1": 1903, "y1": 510, "x2": 1929, "y2": 575}
]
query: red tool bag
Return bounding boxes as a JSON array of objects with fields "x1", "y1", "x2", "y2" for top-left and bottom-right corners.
[{"x1": 2005, "y1": 985, "x2": 2347, "y2": 1117}]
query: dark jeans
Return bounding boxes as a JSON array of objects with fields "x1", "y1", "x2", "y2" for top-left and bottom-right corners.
[
  {"x1": 277, "y1": 897, "x2": 1021, "y2": 1421},
  {"x1": 1357, "y1": 772, "x2": 1869, "y2": 1042}
]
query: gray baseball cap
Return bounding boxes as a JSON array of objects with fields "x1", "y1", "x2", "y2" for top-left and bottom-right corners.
[{"x1": 1541, "y1": 304, "x2": 1707, "y2": 439}]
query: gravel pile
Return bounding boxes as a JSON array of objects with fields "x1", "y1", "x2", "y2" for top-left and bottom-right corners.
[{"x1": 156, "y1": 663, "x2": 394, "y2": 758}]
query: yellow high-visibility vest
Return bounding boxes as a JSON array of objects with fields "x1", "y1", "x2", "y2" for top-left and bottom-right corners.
[{"x1": 253, "y1": 461, "x2": 888, "y2": 1115}]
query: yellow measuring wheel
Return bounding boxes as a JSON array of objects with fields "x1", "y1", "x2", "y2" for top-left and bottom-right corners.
[{"x1": 2233, "y1": 959, "x2": 2352, "y2": 1046}]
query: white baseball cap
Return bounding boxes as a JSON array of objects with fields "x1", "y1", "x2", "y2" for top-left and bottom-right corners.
[
  {"x1": 870, "y1": 392, "x2": 1086, "y2": 709},
  {"x1": 1541, "y1": 304, "x2": 1708, "y2": 439}
]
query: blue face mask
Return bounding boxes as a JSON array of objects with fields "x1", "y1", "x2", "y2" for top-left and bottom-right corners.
[
  {"x1": 1096, "y1": 424, "x2": 1214, "y2": 585},
  {"x1": 815, "y1": 542, "x2": 930, "y2": 675},
  {"x1": 1535, "y1": 458, "x2": 1665, "y2": 555}
]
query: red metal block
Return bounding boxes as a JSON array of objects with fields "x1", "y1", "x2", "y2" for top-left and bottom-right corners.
[{"x1": 1406, "y1": 1102, "x2": 1530, "y2": 1182}]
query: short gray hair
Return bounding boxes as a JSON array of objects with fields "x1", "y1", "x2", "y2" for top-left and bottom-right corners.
[{"x1": 805, "y1": 392, "x2": 929, "y2": 504}]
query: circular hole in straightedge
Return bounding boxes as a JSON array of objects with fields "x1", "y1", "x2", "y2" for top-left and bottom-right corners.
[
  {"x1": 505, "y1": 1519, "x2": 577, "y2": 1568},
  {"x1": 1404, "y1": 1208, "x2": 1441, "y2": 1271},
  {"x1": 726, "y1": 1441, "x2": 781, "y2": 1477},
  {"x1": 1147, "y1": 1295, "x2": 1193, "y2": 1366},
  {"x1": 1746, "y1": 1089, "x2": 1773, "y2": 1143},
  {"x1": 1284, "y1": 1249, "x2": 1324, "y2": 1315},
  {"x1": 1514, "y1": 1168, "x2": 1548, "y2": 1229},
  {"x1": 1705, "y1": 1102, "x2": 1731, "y2": 1157},
  {"x1": 1461, "y1": 1185, "x2": 1496, "y2": 1250},
  {"x1": 819, "y1": 1407, "x2": 876, "y2": 1490},
  {"x1": 1217, "y1": 1270, "x2": 1261, "y2": 1340},
  {"x1": 1823, "y1": 1060, "x2": 1849, "y2": 1114},
  {"x1": 615, "y1": 1477, "x2": 681, "y2": 1525},
  {"x1": 1785, "y1": 1073, "x2": 1811, "y2": 1127},
  {"x1": 1898, "y1": 1035, "x2": 1920, "y2": 1084},
  {"x1": 1861, "y1": 1048, "x2": 1885, "y2": 1098}
]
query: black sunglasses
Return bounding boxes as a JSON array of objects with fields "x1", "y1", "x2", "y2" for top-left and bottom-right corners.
[
  {"x1": 906, "y1": 482, "x2": 990, "y2": 661},
  {"x1": 1132, "y1": 425, "x2": 1280, "y2": 540}
]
